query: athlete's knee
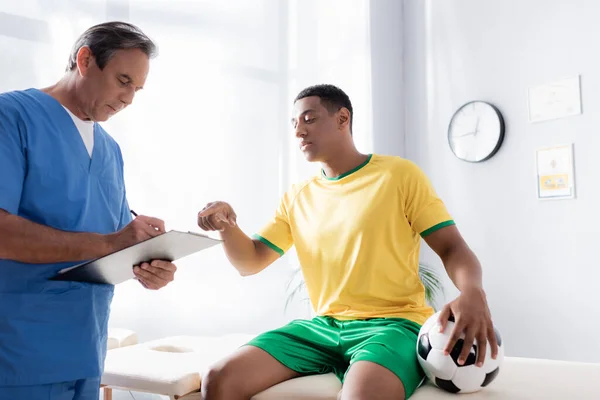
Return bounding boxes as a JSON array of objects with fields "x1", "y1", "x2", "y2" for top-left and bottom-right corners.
[{"x1": 201, "y1": 363, "x2": 247, "y2": 400}]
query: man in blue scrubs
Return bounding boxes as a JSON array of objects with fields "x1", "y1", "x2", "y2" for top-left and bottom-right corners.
[{"x1": 0, "y1": 22, "x2": 177, "y2": 399}]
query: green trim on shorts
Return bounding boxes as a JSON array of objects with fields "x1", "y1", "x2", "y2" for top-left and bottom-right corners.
[{"x1": 246, "y1": 316, "x2": 425, "y2": 399}]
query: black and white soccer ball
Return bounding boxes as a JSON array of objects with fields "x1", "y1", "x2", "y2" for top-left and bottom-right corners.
[{"x1": 416, "y1": 311, "x2": 504, "y2": 394}]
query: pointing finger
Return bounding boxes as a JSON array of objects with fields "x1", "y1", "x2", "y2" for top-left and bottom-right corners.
[{"x1": 198, "y1": 203, "x2": 221, "y2": 217}]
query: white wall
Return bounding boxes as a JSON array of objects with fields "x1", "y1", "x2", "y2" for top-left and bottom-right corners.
[
  {"x1": 369, "y1": 0, "x2": 405, "y2": 157},
  {"x1": 403, "y1": 0, "x2": 600, "y2": 363}
]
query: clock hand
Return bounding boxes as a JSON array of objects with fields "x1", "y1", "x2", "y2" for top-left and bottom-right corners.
[{"x1": 453, "y1": 131, "x2": 477, "y2": 138}]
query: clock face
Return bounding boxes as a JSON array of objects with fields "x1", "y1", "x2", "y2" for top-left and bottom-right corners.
[{"x1": 448, "y1": 101, "x2": 505, "y2": 163}]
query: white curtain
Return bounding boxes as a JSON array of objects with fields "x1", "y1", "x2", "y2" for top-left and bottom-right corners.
[
  {"x1": 0, "y1": 0, "x2": 373, "y2": 340},
  {"x1": 286, "y1": 0, "x2": 374, "y2": 182}
]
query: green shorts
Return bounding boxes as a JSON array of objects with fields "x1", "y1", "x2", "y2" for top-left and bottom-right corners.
[{"x1": 247, "y1": 316, "x2": 425, "y2": 398}]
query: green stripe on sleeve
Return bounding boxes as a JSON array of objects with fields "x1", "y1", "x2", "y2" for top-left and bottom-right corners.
[
  {"x1": 420, "y1": 220, "x2": 456, "y2": 238},
  {"x1": 252, "y1": 234, "x2": 285, "y2": 256}
]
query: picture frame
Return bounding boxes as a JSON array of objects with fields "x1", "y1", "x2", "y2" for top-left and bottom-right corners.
[
  {"x1": 528, "y1": 76, "x2": 582, "y2": 123},
  {"x1": 535, "y1": 143, "x2": 576, "y2": 200}
]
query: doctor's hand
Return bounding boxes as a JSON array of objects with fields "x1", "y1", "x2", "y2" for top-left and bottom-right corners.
[
  {"x1": 438, "y1": 287, "x2": 498, "y2": 368},
  {"x1": 133, "y1": 260, "x2": 177, "y2": 290},
  {"x1": 107, "y1": 215, "x2": 166, "y2": 253},
  {"x1": 197, "y1": 201, "x2": 237, "y2": 232}
]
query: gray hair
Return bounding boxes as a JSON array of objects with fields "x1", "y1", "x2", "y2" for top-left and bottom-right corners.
[{"x1": 66, "y1": 21, "x2": 157, "y2": 71}]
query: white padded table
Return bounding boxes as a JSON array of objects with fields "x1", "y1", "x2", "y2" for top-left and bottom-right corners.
[
  {"x1": 102, "y1": 335, "x2": 254, "y2": 398},
  {"x1": 103, "y1": 328, "x2": 139, "y2": 400},
  {"x1": 102, "y1": 335, "x2": 600, "y2": 400}
]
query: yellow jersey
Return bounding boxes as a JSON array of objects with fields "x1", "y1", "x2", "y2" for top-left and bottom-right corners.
[{"x1": 254, "y1": 154, "x2": 454, "y2": 325}]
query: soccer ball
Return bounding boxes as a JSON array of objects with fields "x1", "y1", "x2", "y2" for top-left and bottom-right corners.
[{"x1": 416, "y1": 311, "x2": 504, "y2": 394}]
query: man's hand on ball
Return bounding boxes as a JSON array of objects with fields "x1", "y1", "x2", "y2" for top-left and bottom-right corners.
[{"x1": 438, "y1": 287, "x2": 498, "y2": 367}]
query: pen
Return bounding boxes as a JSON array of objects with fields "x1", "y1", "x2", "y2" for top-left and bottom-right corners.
[{"x1": 130, "y1": 210, "x2": 138, "y2": 217}]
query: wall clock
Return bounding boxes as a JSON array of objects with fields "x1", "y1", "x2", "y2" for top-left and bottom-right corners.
[{"x1": 447, "y1": 101, "x2": 505, "y2": 163}]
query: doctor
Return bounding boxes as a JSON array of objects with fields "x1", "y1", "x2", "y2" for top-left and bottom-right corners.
[{"x1": 0, "y1": 22, "x2": 176, "y2": 399}]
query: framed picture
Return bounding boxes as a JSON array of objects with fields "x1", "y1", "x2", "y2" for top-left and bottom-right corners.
[
  {"x1": 535, "y1": 143, "x2": 576, "y2": 200},
  {"x1": 528, "y1": 76, "x2": 582, "y2": 123}
]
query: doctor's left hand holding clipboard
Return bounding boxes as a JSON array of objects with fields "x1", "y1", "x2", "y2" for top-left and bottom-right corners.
[{"x1": 112, "y1": 208, "x2": 177, "y2": 290}]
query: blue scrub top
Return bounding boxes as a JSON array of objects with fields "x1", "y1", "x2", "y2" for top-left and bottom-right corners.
[{"x1": 0, "y1": 89, "x2": 133, "y2": 385}]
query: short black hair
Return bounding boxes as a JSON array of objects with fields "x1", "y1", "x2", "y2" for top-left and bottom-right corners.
[
  {"x1": 66, "y1": 21, "x2": 157, "y2": 71},
  {"x1": 294, "y1": 84, "x2": 354, "y2": 133}
]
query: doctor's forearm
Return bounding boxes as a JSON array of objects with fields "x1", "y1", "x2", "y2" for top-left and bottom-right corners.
[{"x1": 0, "y1": 210, "x2": 110, "y2": 264}]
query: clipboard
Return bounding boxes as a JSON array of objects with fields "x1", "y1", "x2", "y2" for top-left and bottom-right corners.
[{"x1": 51, "y1": 230, "x2": 222, "y2": 285}]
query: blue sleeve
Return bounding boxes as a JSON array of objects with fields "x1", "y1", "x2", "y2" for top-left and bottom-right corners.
[
  {"x1": 0, "y1": 104, "x2": 26, "y2": 215},
  {"x1": 115, "y1": 143, "x2": 132, "y2": 230},
  {"x1": 118, "y1": 192, "x2": 133, "y2": 230}
]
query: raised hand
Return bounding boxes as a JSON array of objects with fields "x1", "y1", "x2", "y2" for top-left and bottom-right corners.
[{"x1": 197, "y1": 201, "x2": 237, "y2": 232}]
